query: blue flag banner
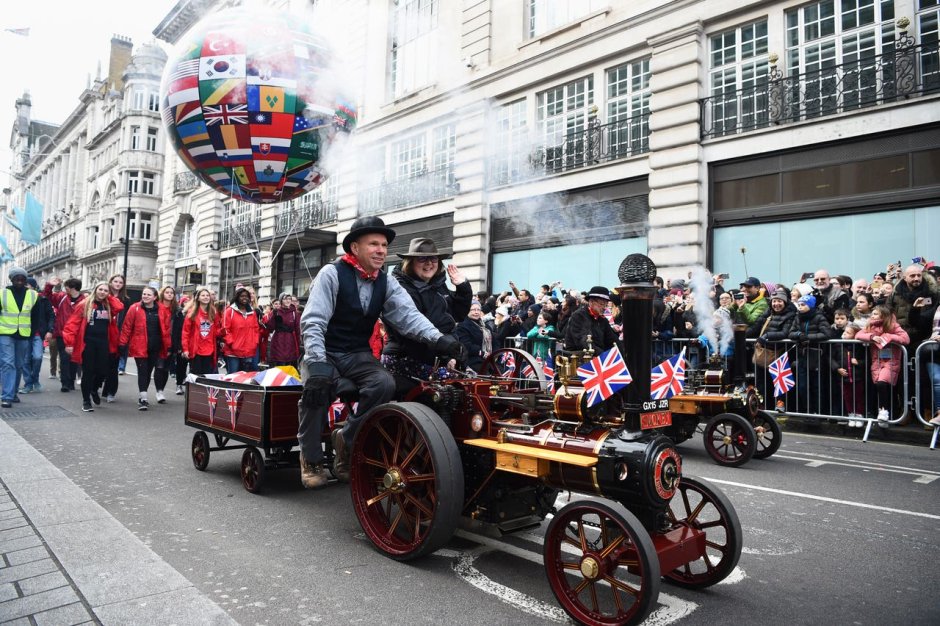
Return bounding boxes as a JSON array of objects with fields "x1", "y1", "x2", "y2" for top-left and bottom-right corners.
[
  {"x1": 4, "y1": 213, "x2": 21, "y2": 233},
  {"x1": 22, "y1": 192, "x2": 43, "y2": 245},
  {"x1": 0, "y1": 234, "x2": 14, "y2": 263}
]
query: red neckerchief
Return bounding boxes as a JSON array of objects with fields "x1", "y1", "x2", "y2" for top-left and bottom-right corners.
[
  {"x1": 588, "y1": 306, "x2": 602, "y2": 320},
  {"x1": 341, "y1": 253, "x2": 379, "y2": 281}
]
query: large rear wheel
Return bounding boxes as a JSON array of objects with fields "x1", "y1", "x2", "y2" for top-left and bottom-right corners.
[
  {"x1": 543, "y1": 500, "x2": 660, "y2": 626},
  {"x1": 350, "y1": 402, "x2": 464, "y2": 561}
]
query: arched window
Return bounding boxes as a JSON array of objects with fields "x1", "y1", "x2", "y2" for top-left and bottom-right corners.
[{"x1": 89, "y1": 192, "x2": 100, "y2": 212}]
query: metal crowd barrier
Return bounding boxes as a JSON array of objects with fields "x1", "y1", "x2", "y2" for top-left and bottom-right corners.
[
  {"x1": 914, "y1": 340, "x2": 940, "y2": 450},
  {"x1": 498, "y1": 333, "x2": 935, "y2": 447}
]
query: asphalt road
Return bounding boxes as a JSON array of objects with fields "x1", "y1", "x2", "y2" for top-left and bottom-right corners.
[{"x1": 4, "y1": 366, "x2": 939, "y2": 625}]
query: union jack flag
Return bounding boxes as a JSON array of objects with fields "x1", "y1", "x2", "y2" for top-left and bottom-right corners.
[
  {"x1": 650, "y1": 348, "x2": 686, "y2": 400},
  {"x1": 769, "y1": 352, "x2": 795, "y2": 397},
  {"x1": 498, "y1": 351, "x2": 516, "y2": 378},
  {"x1": 225, "y1": 389, "x2": 242, "y2": 429},
  {"x1": 542, "y1": 358, "x2": 555, "y2": 393},
  {"x1": 577, "y1": 346, "x2": 633, "y2": 407},
  {"x1": 520, "y1": 361, "x2": 535, "y2": 379},
  {"x1": 206, "y1": 386, "x2": 219, "y2": 424},
  {"x1": 328, "y1": 398, "x2": 348, "y2": 429},
  {"x1": 203, "y1": 103, "x2": 248, "y2": 125}
]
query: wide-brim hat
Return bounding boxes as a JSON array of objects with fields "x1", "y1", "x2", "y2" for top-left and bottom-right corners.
[
  {"x1": 587, "y1": 286, "x2": 611, "y2": 301},
  {"x1": 397, "y1": 237, "x2": 450, "y2": 260},
  {"x1": 342, "y1": 216, "x2": 396, "y2": 253}
]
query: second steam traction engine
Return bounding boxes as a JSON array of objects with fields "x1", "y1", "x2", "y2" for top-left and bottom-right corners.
[{"x1": 346, "y1": 254, "x2": 743, "y2": 626}]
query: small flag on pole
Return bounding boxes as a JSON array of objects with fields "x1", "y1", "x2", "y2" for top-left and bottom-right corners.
[
  {"x1": 577, "y1": 346, "x2": 633, "y2": 407},
  {"x1": 650, "y1": 348, "x2": 686, "y2": 400},
  {"x1": 4, "y1": 28, "x2": 30, "y2": 37},
  {"x1": 768, "y1": 352, "x2": 795, "y2": 397}
]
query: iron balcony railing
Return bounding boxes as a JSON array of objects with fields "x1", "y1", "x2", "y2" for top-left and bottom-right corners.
[
  {"x1": 701, "y1": 34, "x2": 940, "y2": 139},
  {"x1": 174, "y1": 171, "x2": 200, "y2": 193},
  {"x1": 358, "y1": 166, "x2": 459, "y2": 215},
  {"x1": 274, "y1": 200, "x2": 338, "y2": 236},
  {"x1": 220, "y1": 221, "x2": 262, "y2": 249},
  {"x1": 22, "y1": 233, "x2": 77, "y2": 271},
  {"x1": 489, "y1": 113, "x2": 650, "y2": 187}
]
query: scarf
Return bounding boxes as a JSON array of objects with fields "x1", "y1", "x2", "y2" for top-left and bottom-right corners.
[
  {"x1": 476, "y1": 318, "x2": 492, "y2": 356},
  {"x1": 342, "y1": 253, "x2": 379, "y2": 281}
]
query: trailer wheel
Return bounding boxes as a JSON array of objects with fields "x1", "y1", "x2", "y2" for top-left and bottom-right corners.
[
  {"x1": 663, "y1": 476, "x2": 742, "y2": 589},
  {"x1": 703, "y1": 413, "x2": 756, "y2": 467},
  {"x1": 191, "y1": 431, "x2": 210, "y2": 471},
  {"x1": 544, "y1": 500, "x2": 660, "y2": 626},
  {"x1": 350, "y1": 402, "x2": 464, "y2": 561},
  {"x1": 751, "y1": 411, "x2": 782, "y2": 459},
  {"x1": 241, "y1": 446, "x2": 265, "y2": 493}
]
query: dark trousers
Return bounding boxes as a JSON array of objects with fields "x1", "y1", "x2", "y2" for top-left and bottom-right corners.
[
  {"x1": 188, "y1": 354, "x2": 216, "y2": 376},
  {"x1": 49, "y1": 338, "x2": 58, "y2": 376},
  {"x1": 57, "y1": 337, "x2": 76, "y2": 390},
  {"x1": 297, "y1": 351, "x2": 395, "y2": 464},
  {"x1": 169, "y1": 351, "x2": 188, "y2": 385},
  {"x1": 102, "y1": 353, "x2": 119, "y2": 397},
  {"x1": 135, "y1": 355, "x2": 168, "y2": 393},
  {"x1": 81, "y1": 342, "x2": 109, "y2": 403}
]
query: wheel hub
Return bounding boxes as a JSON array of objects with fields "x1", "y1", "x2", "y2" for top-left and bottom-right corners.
[
  {"x1": 580, "y1": 555, "x2": 601, "y2": 580},
  {"x1": 383, "y1": 468, "x2": 405, "y2": 493},
  {"x1": 722, "y1": 434, "x2": 732, "y2": 445}
]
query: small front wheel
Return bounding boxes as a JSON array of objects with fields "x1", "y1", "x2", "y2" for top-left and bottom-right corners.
[
  {"x1": 752, "y1": 411, "x2": 783, "y2": 459},
  {"x1": 241, "y1": 446, "x2": 265, "y2": 493},
  {"x1": 191, "y1": 431, "x2": 210, "y2": 471},
  {"x1": 703, "y1": 413, "x2": 756, "y2": 467}
]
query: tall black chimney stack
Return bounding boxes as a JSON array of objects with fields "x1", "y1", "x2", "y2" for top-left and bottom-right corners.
[{"x1": 617, "y1": 254, "x2": 657, "y2": 414}]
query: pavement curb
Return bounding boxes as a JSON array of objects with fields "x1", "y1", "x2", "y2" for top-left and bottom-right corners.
[{"x1": 0, "y1": 418, "x2": 237, "y2": 625}]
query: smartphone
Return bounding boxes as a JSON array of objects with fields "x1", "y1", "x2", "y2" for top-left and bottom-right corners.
[
  {"x1": 913, "y1": 256, "x2": 924, "y2": 264},
  {"x1": 924, "y1": 297, "x2": 933, "y2": 306},
  {"x1": 718, "y1": 273, "x2": 729, "y2": 279},
  {"x1": 801, "y1": 272, "x2": 814, "y2": 281},
  {"x1": 734, "y1": 292, "x2": 746, "y2": 300}
]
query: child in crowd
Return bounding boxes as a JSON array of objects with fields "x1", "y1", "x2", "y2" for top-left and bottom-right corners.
[
  {"x1": 856, "y1": 305, "x2": 910, "y2": 427},
  {"x1": 833, "y1": 309, "x2": 864, "y2": 427}
]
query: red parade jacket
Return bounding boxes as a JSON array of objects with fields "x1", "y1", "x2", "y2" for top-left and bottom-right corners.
[
  {"x1": 119, "y1": 302, "x2": 171, "y2": 359},
  {"x1": 62, "y1": 295, "x2": 125, "y2": 364},
  {"x1": 221, "y1": 304, "x2": 261, "y2": 359},
  {"x1": 182, "y1": 309, "x2": 219, "y2": 359}
]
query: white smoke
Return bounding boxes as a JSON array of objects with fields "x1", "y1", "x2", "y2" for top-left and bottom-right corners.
[{"x1": 689, "y1": 266, "x2": 733, "y2": 356}]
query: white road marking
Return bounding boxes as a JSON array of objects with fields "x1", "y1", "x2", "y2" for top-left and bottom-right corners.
[
  {"x1": 774, "y1": 451, "x2": 940, "y2": 482},
  {"x1": 717, "y1": 566, "x2": 747, "y2": 585},
  {"x1": 439, "y1": 547, "x2": 571, "y2": 623},
  {"x1": 704, "y1": 477, "x2": 940, "y2": 520}
]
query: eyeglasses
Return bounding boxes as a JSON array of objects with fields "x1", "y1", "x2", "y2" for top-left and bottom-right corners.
[
  {"x1": 813, "y1": 277, "x2": 829, "y2": 283},
  {"x1": 415, "y1": 256, "x2": 439, "y2": 264}
]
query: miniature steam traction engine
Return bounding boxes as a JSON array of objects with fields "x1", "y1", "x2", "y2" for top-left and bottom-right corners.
[
  {"x1": 661, "y1": 325, "x2": 783, "y2": 467},
  {"x1": 347, "y1": 255, "x2": 743, "y2": 625}
]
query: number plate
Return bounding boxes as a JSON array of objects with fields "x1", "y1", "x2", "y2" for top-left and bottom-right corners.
[{"x1": 640, "y1": 411, "x2": 672, "y2": 430}]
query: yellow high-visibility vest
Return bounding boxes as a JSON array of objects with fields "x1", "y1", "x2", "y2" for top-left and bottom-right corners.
[{"x1": 0, "y1": 289, "x2": 37, "y2": 337}]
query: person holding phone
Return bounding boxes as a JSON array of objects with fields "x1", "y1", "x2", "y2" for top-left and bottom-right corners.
[{"x1": 886, "y1": 264, "x2": 940, "y2": 349}]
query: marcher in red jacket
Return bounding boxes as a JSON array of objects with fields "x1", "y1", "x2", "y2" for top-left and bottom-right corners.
[
  {"x1": 52, "y1": 278, "x2": 85, "y2": 392},
  {"x1": 182, "y1": 288, "x2": 219, "y2": 376},
  {"x1": 262, "y1": 294, "x2": 301, "y2": 367},
  {"x1": 63, "y1": 282, "x2": 124, "y2": 413},
  {"x1": 221, "y1": 287, "x2": 261, "y2": 373},
  {"x1": 120, "y1": 287, "x2": 172, "y2": 410}
]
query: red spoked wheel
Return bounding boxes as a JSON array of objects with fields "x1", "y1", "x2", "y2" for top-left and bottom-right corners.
[
  {"x1": 703, "y1": 413, "x2": 756, "y2": 467},
  {"x1": 350, "y1": 402, "x2": 463, "y2": 561},
  {"x1": 240, "y1": 446, "x2": 265, "y2": 493},
  {"x1": 479, "y1": 347, "x2": 548, "y2": 391},
  {"x1": 543, "y1": 500, "x2": 660, "y2": 626},
  {"x1": 751, "y1": 411, "x2": 782, "y2": 459},
  {"x1": 191, "y1": 431, "x2": 210, "y2": 471},
  {"x1": 663, "y1": 476, "x2": 742, "y2": 589}
]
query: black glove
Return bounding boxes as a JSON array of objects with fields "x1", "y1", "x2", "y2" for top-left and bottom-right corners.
[
  {"x1": 302, "y1": 362, "x2": 335, "y2": 407},
  {"x1": 757, "y1": 337, "x2": 767, "y2": 346},
  {"x1": 434, "y1": 334, "x2": 467, "y2": 363}
]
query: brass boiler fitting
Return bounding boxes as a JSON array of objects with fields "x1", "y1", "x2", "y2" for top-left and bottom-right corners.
[{"x1": 552, "y1": 353, "x2": 592, "y2": 421}]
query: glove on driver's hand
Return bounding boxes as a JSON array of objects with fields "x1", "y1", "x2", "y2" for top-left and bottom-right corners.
[
  {"x1": 302, "y1": 362, "x2": 335, "y2": 407},
  {"x1": 434, "y1": 334, "x2": 467, "y2": 363}
]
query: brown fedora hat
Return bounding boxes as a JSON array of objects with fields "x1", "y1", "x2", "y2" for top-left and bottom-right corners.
[{"x1": 397, "y1": 237, "x2": 450, "y2": 260}]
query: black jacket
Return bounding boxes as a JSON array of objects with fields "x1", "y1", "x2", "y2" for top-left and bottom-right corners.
[
  {"x1": 787, "y1": 308, "x2": 836, "y2": 370},
  {"x1": 748, "y1": 303, "x2": 798, "y2": 343},
  {"x1": 454, "y1": 317, "x2": 493, "y2": 372},
  {"x1": 30, "y1": 294, "x2": 55, "y2": 337},
  {"x1": 564, "y1": 305, "x2": 617, "y2": 352},
  {"x1": 888, "y1": 273, "x2": 940, "y2": 346},
  {"x1": 383, "y1": 268, "x2": 473, "y2": 363}
]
